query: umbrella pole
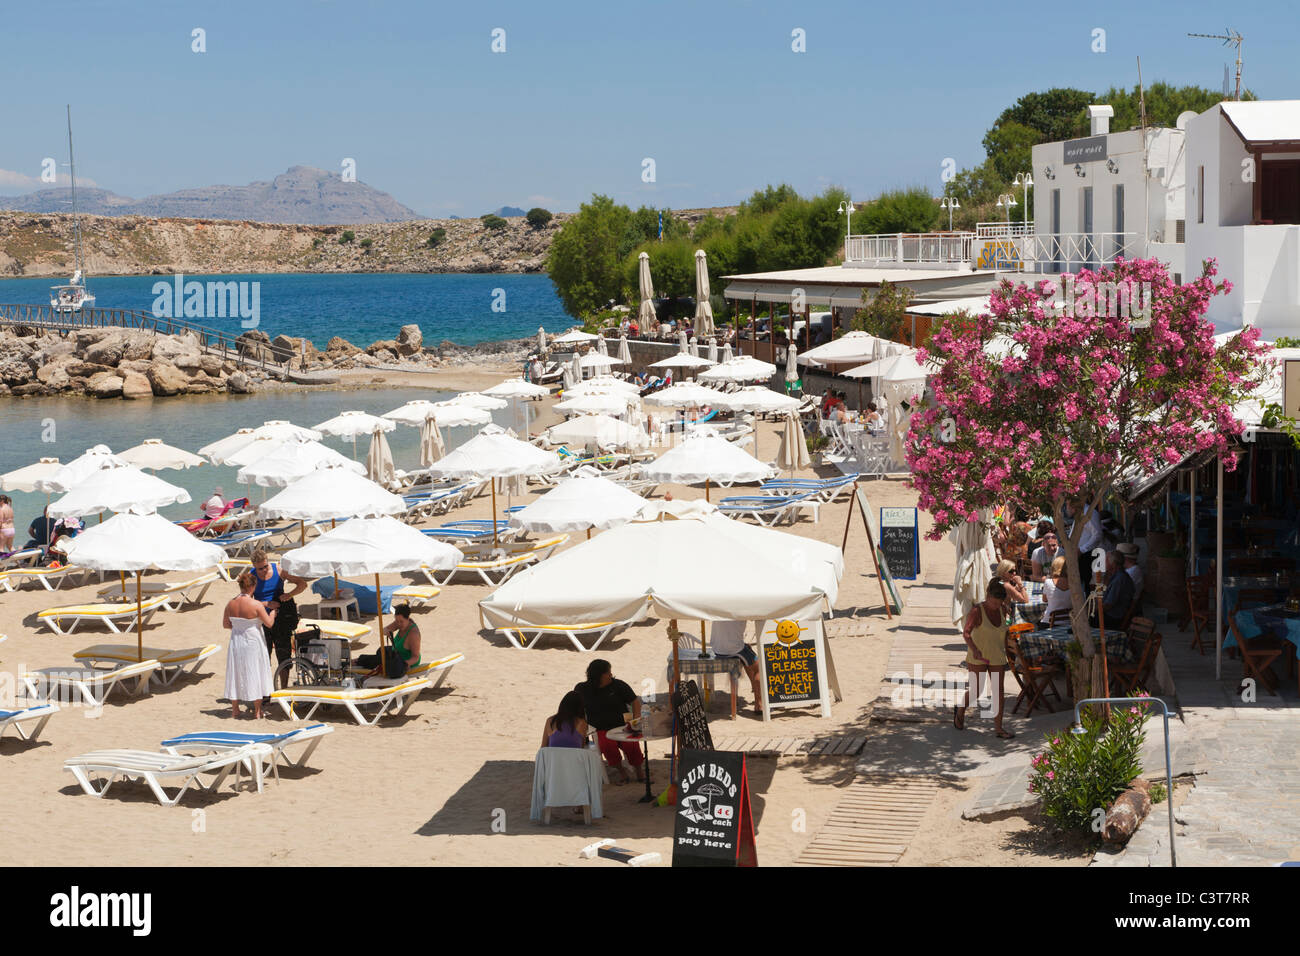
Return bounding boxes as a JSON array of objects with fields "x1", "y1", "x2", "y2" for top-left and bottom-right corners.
[
  {"x1": 491, "y1": 482, "x2": 499, "y2": 547},
  {"x1": 705, "y1": 478, "x2": 710, "y2": 502},
  {"x1": 331, "y1": 519, "x2": 339, "y2": 598},
  {"x1": 136, "y1": 571, "x2": 143, "y2": 662},
  {"x1": 299, "y1": 519, "x2": 305, "y2": 547},
  {"x1": 376, "y1": 572, "x2": 387, "y2": 673},
  {"x1": 586, "y1": 528, "x2": 591, "y2": 540}
]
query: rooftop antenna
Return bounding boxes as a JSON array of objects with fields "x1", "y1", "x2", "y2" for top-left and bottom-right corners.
[{"x1": 1188, "y1": 29, "x2": 1243, "y2": 100}]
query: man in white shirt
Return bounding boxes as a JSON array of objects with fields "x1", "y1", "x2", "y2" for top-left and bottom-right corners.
[
  {"x1": 710, "y1": 620, "x2": 763, "y2": 715},
  {"x1": 202, "y1": 487, "x2": 227, "y2": 520},
  {"x1": 1030, "y1": 532, "x2": 1061, "y2": 581}
]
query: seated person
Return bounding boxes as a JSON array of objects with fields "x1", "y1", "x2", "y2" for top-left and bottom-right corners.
[
  {"x1": 1030, "y1": 531, "x2": 1062, "y2": 581},
  {"x1": 993, "y1": 559, "x2": 1029, "y2": 605},
  {"x1": 356, "y1": 603, "x2": 420, "y2": 680},
  {"x1": 1089, "y1": 551, "x2": 1135, "y2": 630},
  {"x1": 1040, "y1": 557, "x2": 1072, "y2": 627},
  {"x1": 541, "y1": 691, "x2": 590, "y2": 748},
  {"x1": 710, "y1": 620, "x2": 763, "y2": 715},
  {"x1": 862, "y1": 402, "x2": 882, "y2": 427},
  {"x1": 574, "y1": 659, "x2": 644, "y2": 783},
  {"x1": 25, "y1": 509, "x2": 57, "y2": 550},
  {"x1": 203, "y1": 486, "x2": 228, "y2": 520}
]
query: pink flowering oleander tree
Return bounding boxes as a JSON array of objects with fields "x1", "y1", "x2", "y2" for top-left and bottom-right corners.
[{"x1": 907, "y1": 258, "x2": 1269, "y2": 697}]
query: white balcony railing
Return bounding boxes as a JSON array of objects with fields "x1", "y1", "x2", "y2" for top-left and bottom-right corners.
[
  {"x1": 844, "y1": 223, "x2": 1139, "y2": 273},
  {"x1": 844, "y1": 232, "x2": 974, "y2": 268}
]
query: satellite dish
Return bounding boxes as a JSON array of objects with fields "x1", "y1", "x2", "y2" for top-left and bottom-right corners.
[{"x1": 1176, "y1": 110, "x2": 1198, "y2": 131}]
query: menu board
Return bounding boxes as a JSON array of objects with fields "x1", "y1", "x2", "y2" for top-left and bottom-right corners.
[
  {"x1": 672, "y1": 749, "x2": 756, "y2": 867},
  {"x1": 672, "y1": 680, "x2": 713, "y2": 751},
  {"x1": 880, "y1": 507, "x2": 920, "y2": 580},
  {"x1": 876, "y1": 546, "x2": 905, "y2": 615},
  {"x1": 763, "y1": 638, "x2": 821, "y2": 706}
]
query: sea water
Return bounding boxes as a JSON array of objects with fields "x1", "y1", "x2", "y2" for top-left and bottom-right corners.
[{"x1": 0, "y1": 272, "x2": 568, "y2": 350}]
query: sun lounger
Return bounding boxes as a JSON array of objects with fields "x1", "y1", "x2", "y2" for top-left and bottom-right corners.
[
  {"x1": 392, "y1": 584, "x2": 441, "y2": 608},
  {"x1": 426, "y1": 534, "x2": 569, "y2": 586},
  {"x1": 717, "y1": 492, "x2": 820, "y2": 526},
  {"x1": 760, "y1": 473, "x2": 859, "y2": 502},
  {"x1": 271, "y1": 677, "x2": 432, "y2": 725},
  {"x1": 0, "y1": 564, "x2": 87, "y2": 593},
  {"x1": 36, "y1": 596, "x2": 170, "y2": 636},
  {"x1": 96, "y1": 571, "x2": 221, "y2": 611},
  {"x1": 356, "y1": 652, "x2": 465, "y2": 692},
  {"x1": 64, "y1": 743, "x2": 273, "y2": 805},
  {"x1": 0, "y1": 703, "x2": 59, "y2": 743},
  {"x1": 72, "y1": 644, "x2": 220, "y2": 686},
  {"x1": 497, "y1": 620, "x2": 636, "y2": 652},
  {"x1": 207, "y1": 528, "x2": 273, "y2": 556},
  {"x1": 22, "y1": 659, "x2": 161, "y2": 706},
  {"x1": 161, "y1": 724, "x2": 333, "y2": 776},
  {"x1": 0, "y1": 548, "x2": 44, "y2": 571}
]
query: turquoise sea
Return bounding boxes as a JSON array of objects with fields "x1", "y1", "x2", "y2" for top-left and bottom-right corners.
[{"x1": 0, "y1": 272, "x2": 569, "y2": 350}]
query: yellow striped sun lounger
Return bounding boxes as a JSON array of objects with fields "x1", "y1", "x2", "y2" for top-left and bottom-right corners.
[
  {"x1": 37, "y1": 597, "x2": 170, "y2": 636},
  {"x1": 72, "y1": 644, "x2": 220, "y2": 687},
  {"x1": 0, "y1": 564, "x2": 87, "y2": 593},
  {"x1": 96, "y1": 571, "x2": 221, "y2": 611},
  {"x1": 425, "y1": 534, "x2": 570, "y2": 587},
  {"x1": 392, "y1": 585, "x2": 441, "y2": 608},
  {"x1": 22, "y1": 659, "x2": 161, "y2": 707},
  {"x1": 271, "y1": 677, "x2": 432, "y2": 726}
]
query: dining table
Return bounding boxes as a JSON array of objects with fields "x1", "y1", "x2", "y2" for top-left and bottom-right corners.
[
  {"x1": 1224, "y1": 603, "x2": 1300, "y2": 696},
  {"x1": 1219, "y1": 572, "x2": 1294, "y2": 626},
  {"x1": 1012, "y1": 581, "x2": 1046, "y2": 625},
  {"x1": 1016, "y1": 625, "x2": 1135, "y2": 668}
]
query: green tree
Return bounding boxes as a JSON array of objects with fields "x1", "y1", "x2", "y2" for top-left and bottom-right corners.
[
  {"x1": 359, "y1": 237, "x2": 373, "y2": 249},
  {"x1": 546, "y1": 194, "x2": 632, "y2": 316},
  {"x1": 481, "y1": 214, "x2": 507, "y2": 231},
  {"x1": 339, "y1": 230, "x2": 355, "y2": 243},
  {"x1": 525, "y1": 207, "x2": 553, "y2": 229},
  {"x1": 858, "y1": 187, "x2": 940, "y2": 234},
  {"x1": 986, "y1": 88, "x2": 1096, "y2": 148},
  {"x1": 984, "y1": 120, "x2": 1042, "y2": 183},
  {"x1": 426, "y1": 227, "x2": 447, "y2": 247},
  {"x1": 623, "y1": 238, "x2": 695, "y2": 300},
  {"x1": 852, "y1": 280, "x2": 913, "y2": 340},
  {"x1": 741, "y1": 184, "x2": 800, "y2": 215},
  {"x1": 1086, "y1": 82, "x2": 1255, "y2": 135}
]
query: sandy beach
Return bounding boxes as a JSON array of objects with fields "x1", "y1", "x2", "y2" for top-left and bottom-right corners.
[{"x1": 0, "y1": 393, "x2": 1078, "y2": 867}]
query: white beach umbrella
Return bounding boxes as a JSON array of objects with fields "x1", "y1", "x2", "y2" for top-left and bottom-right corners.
[
  {"x1": 650, "y1": 353, "x2": 716, "y2": 371},
  {"x1": 707, "y1": 339, "x2": 719, "y2": 363},
  {"x1": 690, "y1": 337, "x2": 701, "y2": 359},
  {"x1": 776, "y1": 413, "x2": 811, "y2": 475},
  {"x1": 618, "y1": 335, "x2": 632, "y2": 365},
  {"x1": 35, "y1": 445, "x2": 127, "y2": 494},
  {"x1": 570, "y1": 377, "x2": 640, "y2": 395},
  {"x1": 419, "y1": 418, "x2": 445, "y2": 468},
  {"x1": 117, "y1": 439, "x2": 205, "y2": 472},
  {"x1": 484, "y1": 379, "x2": 550, "y2": 400},
  {"x1": 951, "y1": 511, "x2": 995, "y2": 625},
  {"x1": 798, "y1": 331, "x2": 886, "y2": 367},
  {"x1": 198, "y1": 428, "x2": 256, "y2": 465},
  {"x1": 785, "y1": 343, "x2": 800, "y2": 383},
  {"x1": 637, "y1": 252, "x2": 657, "y2": 331},
  {"x1": 553, "y1": 393, "x2": 631, "y2": 417},
  {"x1": 577, "y1": 352, "x2": 623, "y2": 370},
  {"x1": 551, "y1": 328, "x2": 600, "y2": 346},
  {"x1": 596, "y1": 335, "x2": 609, "y2": 356},
  {"x1": 721, "y1": 341, "x2": 734, "y2": 363},
  {"x1": 568, "y1": 351, "x2": 582, "y2": 386},
  {"x1": 366, "y1": 428, "x2": 397, "y2": 488},
  {"x1": 1, "y1": 457, "x2": 61, "y2": 493},
  {"x1": 313, "y1": 410, "x2": 396, "y2": 439},
  {"x1": 452, "y1": 392, "x2": 509, "y2": 411},
  {"x1": 639, "y1": 433, "x2": 775, "y2": 499},
  {"x1": 48, "y1": 466, "x2": 190, "y2": 519},
  {"x1": 537, "y1": 326, "x2": 547, "y2": 353},
  {"x1": 426, "y1": 431, "x2": 564, "y2": 542},
  {"x1": 643, "y1": 381, "x2": 732, "y2": 410},
  {"x1": 63, "y1": 512, "x2": 225, "y2": 659},
  {"x1": 252, "y1": 420, "x2": 322, "y2": 442},
  {"x1": 480, "y1": 514, "x2": 836, "y2": 631},
  {"x1": 235, "y1": 439, "x2": 365, "y2": 488},
  {"x1": 383, "y1": 400, "x2": 490, "y2": 428},
  {"x1": 260, "y1": 468, "x2": 405, "y2": 521},
  {"x1": 694, "y1": 249, "x2": 715, "y2": 338},
  {"x1": 281, "y1": 516, "x2": 463, "y2": 661},
  {"x1": 509, "y1": 475, "x2": 649, "y2": 536},
  {"x1": 678, "y1": 330, "x2": 689, "y2": 352},
  {"x1": 720, "y1": 386, "x2": 801, "y2": 415},
  {"x1": 699, "y1": 356, "x2": 777, "y2": 384},
  {"x1": 546, "y1": 414, "x2": 648, "y2": 452}
]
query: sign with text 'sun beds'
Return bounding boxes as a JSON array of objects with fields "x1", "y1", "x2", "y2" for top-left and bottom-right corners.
[
  {"x1": 758, "y1": 618, "x2": 833, "y2": 719},
  {"x1": 672, "y1": 749, "x2": 756, "y2": 867},
  {"x1": 879, "y1": 507, "x2": 920, "y2": 580}
]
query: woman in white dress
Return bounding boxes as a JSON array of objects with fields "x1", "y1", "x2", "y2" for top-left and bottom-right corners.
[{"x1": 222, "y1": 571, "x2": 277, "y2": 719}]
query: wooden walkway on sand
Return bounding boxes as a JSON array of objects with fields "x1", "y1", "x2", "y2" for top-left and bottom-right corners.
[
  {"x1": 795, "y1": 774, "x2": 942, "y2": 866},
  {"x1": 710, "y1": 734, "x2": 867, "y2": 757}
]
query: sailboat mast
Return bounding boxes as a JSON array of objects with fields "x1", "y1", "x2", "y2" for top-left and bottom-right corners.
[{"x1": 66, "y1": 104, "x2": 83, "y2": 278}]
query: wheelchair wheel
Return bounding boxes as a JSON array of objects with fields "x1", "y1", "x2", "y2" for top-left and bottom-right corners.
[{"x1": 275, "y1": 656, "x2": 323, "y2": 689}]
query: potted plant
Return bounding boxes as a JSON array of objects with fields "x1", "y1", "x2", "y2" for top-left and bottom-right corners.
[{"x1": 807, "y1": 432, "x2": 829, "y2": 465}]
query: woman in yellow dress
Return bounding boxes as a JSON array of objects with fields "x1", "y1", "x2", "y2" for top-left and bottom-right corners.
[{"x1": 954, "y1": 579, "x2": 1014, "y2": 738}]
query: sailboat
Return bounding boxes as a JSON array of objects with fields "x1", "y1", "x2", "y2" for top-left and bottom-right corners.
[{"x1": 49, "y1": 105, "x2": 95, "y2": 314}]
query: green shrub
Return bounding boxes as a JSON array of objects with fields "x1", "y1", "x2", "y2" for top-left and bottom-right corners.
[
  {"x1": 481, "y1": 214, "x2": 508, "y2": 231},
  {"x1": 1028, "y1": 696, "x2": 1150, "y2": 835},
  {"x1": 359, "y1": 237, "x2": 373, "y2": 248},
  {"x1": 526, "y1": 207, "x2": 553, "y2": 229},
  {"x1": 427, "y1": 227, "x2": 447, "y2": 247},
  {"x1": 339, "y1": 230, "x2": 355, "y2": 244},
  {"x1": 311, "y1": 237, "x2": 323, "y2": 249}
]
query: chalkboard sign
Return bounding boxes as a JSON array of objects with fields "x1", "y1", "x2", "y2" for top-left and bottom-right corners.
[
  {"x1": 672, "y1": 749, "x2": 757, "y2": 867},
  {"x1": 763, "y1": 638, "x2": 821, "y2": 705},
  {"x1": 880, "y1": 507, "x2": 920, "y2": 580},
  {"x1": 876, "y1": 546, "x2": 905, "y2": 614},
  {"x1": 672, "y1": 680, "x2": 713, "y2": 751}
]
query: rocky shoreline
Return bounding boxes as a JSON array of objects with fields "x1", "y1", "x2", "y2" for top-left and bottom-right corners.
[{"x1": 0, "y1": 322, "x2": 532, "y2": 400}]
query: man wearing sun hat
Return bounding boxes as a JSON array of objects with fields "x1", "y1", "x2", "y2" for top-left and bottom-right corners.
[
  {"x1": 1117, "y1": 542, "x2": 1143, "y2": 594},
  {"x1": 202, "y1": 486, "x2": 227, "y2": 520}
]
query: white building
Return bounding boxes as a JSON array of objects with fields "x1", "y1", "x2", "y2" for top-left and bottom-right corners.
[{"x1": 1185, "y1": 101, "x2": 1300, "y2": 339}]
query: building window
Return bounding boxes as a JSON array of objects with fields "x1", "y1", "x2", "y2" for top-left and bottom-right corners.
[
  {"x1": 1198, "y1": 166, "x2": 1204, "y2": 224},
  {"x1": 1051, "y1": 188, "x2": 1061, "y2": 273},
  {"x1": 1176, "y1": 219, "x2": 1185, "y2": 242},
  {"x1": 1260, "y1": 160, "x2": 1300, "y2": 225},
  {"x1": 1114, "y1": 184, "x2": 1125, "y2": 258}
]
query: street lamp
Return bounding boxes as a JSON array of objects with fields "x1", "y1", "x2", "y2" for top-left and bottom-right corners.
[
  {"x1": 1013, "y1": 172, "x2": 1034, "y2": 227},
  {"x1": 837, "y1": 200, "x2": 854, "y2": 240},
  {"x1": 939, "y1": 196, "x2": 960, "y2": 231},
  {"x1": 996, "y1": 193, "x2": 1017, "y2": 223}
]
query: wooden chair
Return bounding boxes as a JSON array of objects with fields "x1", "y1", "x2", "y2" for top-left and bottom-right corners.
[
  {"x1": 1005, "y1": 626, "x2": 1064, "y2": 716},
  {"x1": 1016, "y1": 558, "x2": 1035, "y2": 581},
  {"x1": 1185, "y1": 574, "x2": 1212, "y2": 655},
  {"x1": 1109, "y1": 618, "x2": 1161, "y2": 695},
  {"x1": 1226, "y1": 608, "x2": 1284, "y2": 697},
  {"x1": 1047, "y1": 609, "x2": 1071, "y2": 628}
]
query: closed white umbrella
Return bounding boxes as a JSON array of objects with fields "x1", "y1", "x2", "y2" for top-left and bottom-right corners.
[
  {"x1": 537, "y1": 327, "x2": 548, "y2": 353},
  {"x1": 597, "y1": 335, "x2": 609, "y2": 356},
  {"x1": 785, "y1": 343, "x2": 800, "y2": 384},
  {"x1": 426, "y1": 431, "x2": 564, "y2": 543},
  {"x1": 698, "y1": 356, "x2": 776, "y2": 384},
  {"x1": 721, "y1": 341, "x2": 734, "y2": 363},
  {"x1": 678, "y1": 330, "x2": 689, "y2": 352},
  {"x1": 568, "y1": 351, "x2": 582, "y2": 385},
  {"x1": 48, "y1": 466, "x2": 191, "y2": 519},
  {"x1": 419, "y1": 418, "x2": 444, "y2": 468},
  {"x1": 366, "y1": 428, "x2": 397, "y2": 488},
  {"x1": 118, "y1": 439, "x2": 205, "y2": 472},
  {"x1": 510, "y1": 475, "x2": 649, "y2": 536},
  {"x1": 618, "y1": 335, "x2": 632, "y2": 365},
  {"x1": 694, "y1": 249, "x2": 715, "y2": 338},
  {"x1": 281, "y1": 516, "x2": 463, "y2": 664},
  {"x1": 951, "y1": 511, "x2": 995, "y2": 625},
  {"x1": 553, "y1": 393, "x2": 631, "y2": 417},
  {"x1": 34, "y1": 445, "x2": 126, "y2": 494},
  {"x1": 637, "y1": 252, "x2": 657, "y2": 332},
  {"x1": 235, "y1": 438, "x2": 365, "y2": 488},
  {"x1": 63, "y1": 512, "x2": 224, "y2": 659},
  {"x1": 452, "y1": 392, "x2": 509, "y2": 411},
  {"x1": 546, "y1": 414, "x2": 648, "y2": 452},
  {"x1": 776, "y1": 412, "x2": 811, "y2": 475},
  {"x1": 708, "y1": 339, "x2": 719, "y2": 363},
  {"x1": 639, "y1": 433, "x2": 775, "y2": 500}
]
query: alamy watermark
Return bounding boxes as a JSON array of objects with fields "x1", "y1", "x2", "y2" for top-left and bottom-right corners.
[{"x1": 152, "y1": 274, "x2": 260, "y2": 329}]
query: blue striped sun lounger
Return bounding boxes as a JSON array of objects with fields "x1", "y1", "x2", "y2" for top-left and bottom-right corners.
[{"x1": 161, "y1": 724, "x2": 333, "y2": 774}]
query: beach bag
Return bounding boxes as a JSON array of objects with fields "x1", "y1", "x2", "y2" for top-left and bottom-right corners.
[{"x1": 379, "y1": 648, "x2": 408, "y2": 679}]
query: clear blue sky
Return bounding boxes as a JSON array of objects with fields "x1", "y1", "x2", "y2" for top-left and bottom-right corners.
[{"x1": 1, "y1": 0, "x2": 1294, "y2": 217}]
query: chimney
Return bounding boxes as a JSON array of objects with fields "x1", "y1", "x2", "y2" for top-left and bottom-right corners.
[{"x1": 1087, "y1": 105, "x2": 1114, "y2": 136}]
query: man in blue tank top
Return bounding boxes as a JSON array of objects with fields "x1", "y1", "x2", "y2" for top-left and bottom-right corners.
[{"x1": 248, "y1": 548, "x2": 308, "y2": 688}]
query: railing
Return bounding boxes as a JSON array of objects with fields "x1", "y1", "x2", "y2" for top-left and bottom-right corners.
[
  {"x1": 975, "y1": 221, "x2": 1035, "y2": 238},
  {"x1": 844, "y1": 232, "x2": 974, "y2": 267},
  {"x1": 0, "y1": 303, "x2": 282, "y2": 373},
  {"x1": 1014, "y1": 232, "x2": 1139, "y2": 273},
  {"x1": 844, "y1": 224, "x2": 1139, "y2": 273}
]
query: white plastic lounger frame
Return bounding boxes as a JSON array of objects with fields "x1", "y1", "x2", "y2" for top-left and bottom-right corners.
[
  {"x1": 0, "y1": 564, "x2": 86, "y2": 593},
  {"x1": 498, "y1": 621, "x2": 633, "y2": 652},
  {"x1": 0, "y1": 704, "x2": 59, "y2": 743},
  {"x1": 36, "y1": 597, "x2": 169, "y2": 636},
  {"x1": 64, "y1": 744, "x2": 273, "y2": 806},
  {"x1": 271, "y1": 677, "x2": 432, "y2": 726},
  {"x1": 96, "y1": 571, "x2": 221, "y2": 611},
  {"x1": 22, "y1": 659, "x2": 161, "y2": 707},
  {"x1": 161, "y1": 724, "x2": 334, "y2": 778},
  {"x1": 72, "y1": 644, "x2": 220, "y2": 687}
]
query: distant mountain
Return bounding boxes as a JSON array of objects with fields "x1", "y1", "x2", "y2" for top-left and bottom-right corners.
[
  {"x1": 493, "y1": 206, "x2": 526, "y2": 217},
  {"x1": 0, "y1": 166, "x2": 422, "y2": 225}
]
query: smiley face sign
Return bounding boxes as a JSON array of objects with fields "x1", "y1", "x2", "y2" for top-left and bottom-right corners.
[{"x1": 770, "y1": 619, "x2": 805, "y2": 645}]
